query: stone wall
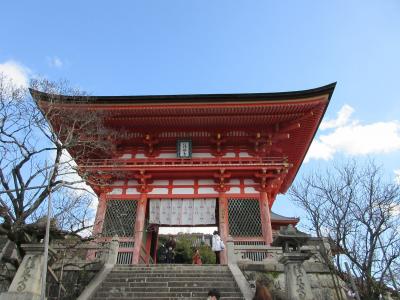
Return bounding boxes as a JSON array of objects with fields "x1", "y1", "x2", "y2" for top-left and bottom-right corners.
[
  {"x1": 240, "y1": 262, "x2": 346, "y2": 300},
  {"x1": 46, "y1": 265, "x2": 101, "y2": 300}
]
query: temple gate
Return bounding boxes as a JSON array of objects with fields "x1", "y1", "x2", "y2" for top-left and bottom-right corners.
[{"x1": 31, "y1": 83, "x2": 335, "y2": 265}]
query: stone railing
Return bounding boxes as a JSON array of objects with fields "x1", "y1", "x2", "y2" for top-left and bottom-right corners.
[
  {"x1": 227, "y1": 237, "x2": 283, "y2": 264},
  {"x1": 51, "y1": 239, "x2": 112, "y2": 269}
]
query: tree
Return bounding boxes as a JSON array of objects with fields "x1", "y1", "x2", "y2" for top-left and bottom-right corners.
[
  {"x1": 0, "y1": 74, "x2": 109, "y2": 261},
  {"x1": 289, "y1": 159, "x2": 400, "y2": 299}
]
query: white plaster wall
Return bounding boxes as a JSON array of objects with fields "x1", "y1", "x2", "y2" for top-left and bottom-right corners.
[
  {"x1": 192, "y1": 152, "x2": 213, "y2": 158},
  {"x1": 157, "y1": 153, "x2": 176, "y2": 158},
  {"x1": 120, "y1": 153, "x2": 132, "y2": 159},
  {"x1": 226, "y1": 187, "x2": 241, "y2": 194},
  {"x1": 126, "y1": 188, "x2": 140, "y2": 194},
  {"x1": 128, "y1": 180, "x2": 138, "y2": 185},
  {"x1": 173, "y1": 179, "x2": 194, "y2": 185},
  {"x1": 108, "y1": 188, "x2": 123, "y2": 195},
  {"x1": 244, "y1": 179, "x2": 255, "y2": 184},
  {"x1": 198, "y1": 187, "x2": 217, "y2": 194},
  {"x1": 153, "y1": 180, "x2": 169, "y2": 185},
  {"x1": 149, "y1": 188, "x2": 169, "y2": 195},
  {"x1": 244, "y1": 187, "x2": 257, "y2": 193},
  {"x1": 229, "y1": 179, "x2": 240, "y2": 184},
  {"x1": 223, "y1": 152, "x2": 236, "y2": 158},
  {"x1": 172, "y1": 187, "x2": 195, "y2": 194},
  {"x1": 135, "y1": 153, "x2": 146, "y2": 158},
  {"x1": 239, "y1": 152, "x2": 251, "y2": 157},
  {"x1": 198, "y1": 179, "x2": 214, "y2": 185}
]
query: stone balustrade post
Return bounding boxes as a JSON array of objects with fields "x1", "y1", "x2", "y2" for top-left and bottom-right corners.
[
  {"x1": 105, "y1": 236, "x2": 119, "y2": 266},
  {"x1": 279, "y1": 252, "x2": 315, "y2": 300},
  {"x1": 0, "y1": 243, "x2": 56, "y2": 300},
  {"x1": 226, "y1": 235, "x2": 237, "y2": 264}
]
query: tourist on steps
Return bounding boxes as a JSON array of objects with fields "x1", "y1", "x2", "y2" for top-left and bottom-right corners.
[
  {"x1": 207, "y1": 288, "x2": 221, "y2": 300},
  {"x1": 253, "y1": 281, "x2": 272, "y2": 300},
  {"x1": 192, "y1": 248, "x2": 202, "y2": 265},
  {"x1": 165, "y1": 235, "x2": 176, "y2": 263},
  {"x1": 211, "y1": 231, "x2": 225, "y2": 264}
]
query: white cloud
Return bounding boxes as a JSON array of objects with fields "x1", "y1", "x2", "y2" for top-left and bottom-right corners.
[
  {"x1": 306, "y1": 105, "x2": 400, "y2": 162},
  {"x1": 395, "y1": 169, "x2": 400, "y2": 185},
  {"x1": 0, "y1": 60, "x2": 30, "y2": 87},
  {"x1": 320, "y1": 104, "x2": 354, "y2": 130},
  {"x1": 47, "y1": 56, "x2": 63, "y2": 68}
]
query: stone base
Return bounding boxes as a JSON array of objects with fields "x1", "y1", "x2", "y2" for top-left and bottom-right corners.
[{"x1": 0, "y1": 291, "x2": 41, "y2": 300}]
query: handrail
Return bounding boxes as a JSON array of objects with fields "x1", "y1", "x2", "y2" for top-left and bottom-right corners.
[
  {"x1": 79, "y1": 156, "x2": 289, "y2": 170},
  {"x1": 84, "y1": 156, "x2": 286, "y2": 164}
]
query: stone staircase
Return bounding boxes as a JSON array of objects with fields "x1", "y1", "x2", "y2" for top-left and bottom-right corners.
[{"x1": 90, "y1": 264, "x2": 245, "y2": 300}]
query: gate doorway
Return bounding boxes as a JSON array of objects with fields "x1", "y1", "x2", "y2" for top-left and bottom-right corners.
[
  {"x1": 146, "y1": 198, "x2": 219, "y2": 264},
  {"x1": 155, "y1": 226, "x2": 218, "y2": 264}
]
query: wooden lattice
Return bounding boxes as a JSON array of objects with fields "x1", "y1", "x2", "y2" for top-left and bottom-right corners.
[
  {"x1": 102, "y1": 200, "x2": 138, "y2": 237},
  {"x1": 228, "y1": 198, "x2": 262, "y2": 237}
]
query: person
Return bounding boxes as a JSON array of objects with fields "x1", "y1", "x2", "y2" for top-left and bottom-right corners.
[
  {"x1": 253, "y1": 281, "x2": 272, "y2": 300},
  {"x1": 211, "y1": 230, "x2": 224, "y2": 264},
  {"x1": 346, "y1": 288, "x2": 356, "y2": 299},
  {"x1": 192, "y1": 248, "x2": 202, "y2": 265},
  {"x1": 207, "y1": 288, "x2": 221, "y2": 300},
  {"x1": 165, "y1": 235, "x2": 176, "y2": 264}
]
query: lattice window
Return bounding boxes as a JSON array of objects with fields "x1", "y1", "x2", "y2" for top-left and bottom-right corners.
[
  {"x1": 117, "y1": 252, "x2": 133, "y2": 264},
  {"x1": 102, "y1": 200, "x2": 137, "y2": 237},
  {"x1": 228, "y1": 198, "x2": 262, "y2": 237}
]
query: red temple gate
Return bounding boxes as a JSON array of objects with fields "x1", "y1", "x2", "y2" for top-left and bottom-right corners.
[{"x1": 31, "y1": 83, "x2": 335, "y2": 264}]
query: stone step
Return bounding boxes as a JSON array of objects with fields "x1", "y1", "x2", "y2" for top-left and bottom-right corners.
[
  {"x1": 114, "y1": 265, "x2": 228, "y2": 270},
  {"x1": 94, "y1": 286, "x2": 238, "y2": 293},
  {"x1": 91, "y1": 264, "x2": 244, "y2": 300},
  {"x1": 95, "y1": 291, "x2": 242, "y2": 298},
  {"x1": 108, "y1": 271, "x2": 232, "y2": 276},
  {"x1": 93, "y1": 296, "x2": 244, "y2": 300},
  {"x1": 114, "y1": 266, "x2": 229, "y2": 272},
  {"x1": 101, "y1": 280, "x2": 238, "y2": 288},
  {"x1": 105, "y1": 275, "x2": 235, "y2": 281}
]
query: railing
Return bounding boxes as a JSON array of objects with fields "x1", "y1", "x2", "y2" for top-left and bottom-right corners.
[
  {"x1": 227, "y1": 237, "x2": 283, "y2": 263},
  {"x1": 52, "y1": 241, "x2": 111, "y2": 266},
  {"x1": 117, "y1": 252, "x2": 133, "y2": 265},
  {"x1": 79, "y1": 156, "x2": 289, "y2": 170}
]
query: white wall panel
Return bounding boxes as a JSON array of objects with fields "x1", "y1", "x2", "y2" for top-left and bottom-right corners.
[
  {"x1": 239, "y1": 152, "x2": 251, "y2": 157},
  {"x1": 153, "y1": 180, "x2": 169, "y2": 185},
  {"x1": 198, "y1": 187, "x2": 217, "y2": 194},
  {"x1": 192, "y1": 152, "x2": 213, "y2": 158},
  {"x1": 108, "y1": 188, "x2": 123, "y2": 195},
  {"x1": 126, "y1": 188, "x2": 140, "y2": 194},
  {"x1": 223, "y1": 152, "x2": 236, "y2": 158},
  {"x1": 244, "y1": 187, "x2": 257, "y2": 193},
  {"x1": 172, "y1": 187, "x2": 194, "y2": 194},
  {"x1": 173, "y1": 179, "x2": 194, "y2": 185},
  {"x1": 148, "y1": 188, "x2": 169, "y2": 195},
  {"x1": 198, "y1": 179, "x2": 214, "y2": 185},
  {"x1": 226, "y1": 187, "x2": 241, "y2": 194}
]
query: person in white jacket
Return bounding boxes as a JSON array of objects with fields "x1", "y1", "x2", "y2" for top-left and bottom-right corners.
[{"x1": 211, "y1": 230, "x2": 225, "y2": 264}]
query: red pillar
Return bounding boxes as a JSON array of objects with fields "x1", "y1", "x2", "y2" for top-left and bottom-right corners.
[
  {"x1": 132, "y1": 193, "x2": 148, "y2": 264},
  {"x1": 87, "y1": 192, "x2": 107, "y2": 260},
  {"x1": 93, "y1": 192, "x2": 107, "y2": 236},
  {"x1": 259, "y1": 191, "x2": 273, "y2": 245},
  {"x1": 218, "y1": 193, "x2": 229, "y2": 264}
]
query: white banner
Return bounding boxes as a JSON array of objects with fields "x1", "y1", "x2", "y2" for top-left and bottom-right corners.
[{"x1": 149, "y1": 198, "x2": 216, "y2": 225}]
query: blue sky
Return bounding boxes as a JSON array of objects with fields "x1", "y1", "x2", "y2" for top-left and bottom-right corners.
[{"x1": 1, "y1": 1, "x2": 400, "y2": 225}]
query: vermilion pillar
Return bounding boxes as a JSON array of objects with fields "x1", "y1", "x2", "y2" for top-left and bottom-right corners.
[
  {"x1": 87, "y1": 192, "x2": 107, "y2": 260},
  {"x1": 92, "y1": 192, "x2": 107, "y2": 236},
  {"x1": 132, "y1": 193, "x2": 148, "y2": 264},
  {"x1": 218, "y1": 193, "x2": 229, "y2": 264},
  {"x1": 259, "y1": 191, "x2": 273, "y2": 245}
]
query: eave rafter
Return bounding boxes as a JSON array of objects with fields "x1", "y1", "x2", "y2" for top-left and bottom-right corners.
[{"x1": 30, "y1": 83, "x2": 335, "y2": 196}]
